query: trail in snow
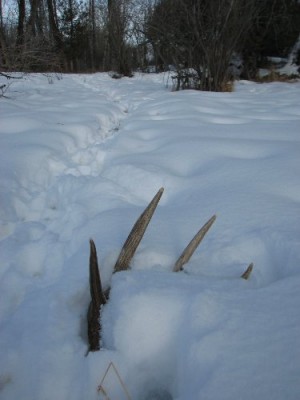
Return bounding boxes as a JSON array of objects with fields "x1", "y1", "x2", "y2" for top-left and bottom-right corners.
[
  {"x1": 0, "y1": 73, "x2": 300, "y2": 400},
  {"x1": 0, "y1": 73, "x2": 173, "y2": 400}
]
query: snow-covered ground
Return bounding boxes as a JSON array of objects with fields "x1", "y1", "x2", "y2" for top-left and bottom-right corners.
[{"x1": 0, "y1": 73, "x2": 299, "y2": 400}]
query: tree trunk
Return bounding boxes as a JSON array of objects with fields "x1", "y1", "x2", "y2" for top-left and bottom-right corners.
[
  {"x1": 0, "y1": 23, "x2": 9, "y2": 70},
  {"x1": 107, "y1": 0, "x2": 132, "y2": 76},
  {"x1": 89, "y1": 0, "x2": 96, "y2": 70},
  {"x1": 0, "y1": 0, "x2": 3, "y2": 32},
  {"x1": 27, "y1": 0, "x2": 40, "y2": 37},
  {"x1": 17, "y1": 0, "x2": 26, "y2": 46},
  {"x1": 46, "y1": 0, "x2": 63, "y2": 49}
]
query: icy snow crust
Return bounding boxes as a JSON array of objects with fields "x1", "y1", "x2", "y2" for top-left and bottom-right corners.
[{"x1": 0, "y1": 73, "x2": 299, "y2": 400}]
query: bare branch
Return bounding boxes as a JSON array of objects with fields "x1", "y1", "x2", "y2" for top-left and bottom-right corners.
[
  {"x1": 241, "y1": 263, "x2": 254, "y2": 280},
  {"x1": 173, "y1": 215, "x2": 217, "y2": 272},
  {"x1": 114, "y1": 187, "x2": 164, "y2": 273},
  {"x1": 0, "y1": 72, "x2": 23, "y2": 79}
]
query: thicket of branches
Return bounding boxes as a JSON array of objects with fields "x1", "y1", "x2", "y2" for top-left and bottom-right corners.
[
  {"x1": 0, "y1": 0, "x2": 299, "y2": 90},
  {"x1": 146, "y1": 0, "x2": 300, "y2": 90}
]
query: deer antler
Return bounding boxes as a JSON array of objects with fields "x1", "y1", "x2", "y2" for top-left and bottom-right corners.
[
  {"x1": 241, "y1": 263, "x2": 254, "y2": 280},
  {"x1": 87, "y1": 189, "x2": 164, "y2": 353},
  {"x1": 173, "y1": 215, "x2": 216, "y2": 272},
  {"x1": 114, "y1": 187, "x2": 164, "y2": 273},
  {"x1": 89, "y1": 239, "x2": 107, "y2": 306},
  {"x1": 87, "y1": 239, "x2": 107, "y2": 352},
  {"x1": 87, "y1": 190, "x2": 253, "y2": 353}
]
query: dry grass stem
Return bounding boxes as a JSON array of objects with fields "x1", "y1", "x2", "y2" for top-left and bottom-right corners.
[{"x1": 97, "y1": 362, "x2": 132, "y2": 400}]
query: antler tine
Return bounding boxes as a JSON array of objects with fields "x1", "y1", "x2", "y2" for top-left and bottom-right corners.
[
  {"x1": 89, "y1": 239, "x2": 107, "y2": 306},
  {"x1": 173, "y1": 214, "x2": 216, "y2": 272},
  {"x1": 87, "y1": 239, "x2": 107, "y2": 352},
  {"x1": 241, "y1": 263, "x2": 254, "y2": 280},
  {"x1": 114, "y1": 187, "x2": 164, "y2": 273}
]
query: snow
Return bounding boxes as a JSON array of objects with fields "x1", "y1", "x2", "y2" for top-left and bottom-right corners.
[{"x1": 0, "y1": 72, "x2": 300, "y2": 400}]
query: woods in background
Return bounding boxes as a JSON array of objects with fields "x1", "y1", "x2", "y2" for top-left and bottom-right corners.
[{"x1": 0, "y1": 0, "x2": 299, "y2": 89}]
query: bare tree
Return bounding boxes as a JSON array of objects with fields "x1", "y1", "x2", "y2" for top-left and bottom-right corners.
[
  {"x1": 16, "y1": 0, "x2": 26, "y2": 46},
  {"x1": 46, "y1": 0, "x2": 63, "y2": 49},
  {"x1": 146, "y1": 0, "x2": 261, "y2": 91},
  {"x1": 88, "y1": 0, "x2": 96, "y2": 70},
  {"x1": 106, "y1": 0, "x2": 132, "y2": 76},
  {"x1": 27, "y1": 0, "x2": 40, "y2": 37},
  {"x1": 0, "y1": 0, "x2": 8, "y2": 69}
]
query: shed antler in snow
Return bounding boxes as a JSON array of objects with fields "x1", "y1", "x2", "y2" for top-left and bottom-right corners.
[
  {"x1": 114, "y1": 187, "x2": 164, "y2": 272},
  {"x1": 87, "y1": 239, "x2": 107, "y2": 352},
  {"x1": 173, "y1": 215, "x2": 216, "y2": 272},
  {"x1": 87, "y1": 188, "x2": 253, "y2": 352}
]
